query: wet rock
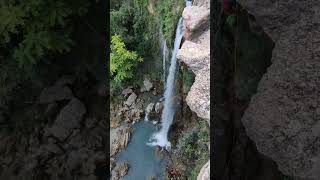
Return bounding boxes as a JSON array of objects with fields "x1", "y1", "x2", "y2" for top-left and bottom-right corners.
[
  {"x1": 197, "y1": 160, "x2": 210, "y2": 180},
  {"x1": 39, "y1": 85, "x2": 73, "y2": 104},
  {"x1": 110, "y1": 158, "x2": 116, "y2": 171},
  {"x1": 122, "y1": 86, "x2": 133, "y2": 97},
  {"x1": 111, "y1": 161, "x2": 129, "y2": 180},
  {"x1": 146, "y1": 103, "x2": 155, "y2": 113},
  {"x1": 124, "y1": 93, "x2": 137, "y2": 107},
  {"x1": 182, "y1": 6, "x2": 209, "y2": 32},
  {"x1": 155, "y1": 102, "x2": 164, "y2": 114},
  {"x1": 110, "y1": 127, "x2": 132, "y2": 157},
  {"x1": 45, "y1": 98, "x2": 86, "y2": 140},
  {"x1": 140, "y1": 77, "x2": 153, "y2": 92}
]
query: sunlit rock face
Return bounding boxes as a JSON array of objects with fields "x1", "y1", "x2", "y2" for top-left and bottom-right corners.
[
  {"x1": 177, "y1": 0, "x2": 210, "y2": 179},
  {"x1": 238, "y1": 0, "x2": 320, "y2": 179}
]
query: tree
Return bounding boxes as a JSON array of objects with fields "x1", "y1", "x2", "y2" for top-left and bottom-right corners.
[{"x1": 110, "y1": 35, "x2": 143, "y2": 83}]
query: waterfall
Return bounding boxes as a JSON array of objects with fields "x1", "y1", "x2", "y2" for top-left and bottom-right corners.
[
  {"x1": 160, "y1": 32, "x2": 169, "y2": 85},
  {"x1": 148, "y1": 18, "x2": 184, "y2": 150}
]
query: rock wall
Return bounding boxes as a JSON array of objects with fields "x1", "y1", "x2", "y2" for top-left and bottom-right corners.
[
  {"x1": 238, "y1": 0, "x2": 320, "y2": 179},
  {"x1": 177, "y1": 0, "x2": 210, "y2": 179}
]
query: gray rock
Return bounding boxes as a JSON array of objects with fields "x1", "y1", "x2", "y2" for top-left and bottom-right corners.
[
  {"x1": 237, "y1": 0, "x2": 320, "y2": 179},
  {"x1": 122, "y1": 86, "x2": 133, "y2": 97},
  {"x1": 46, "y1": 98, "x2": 86, "y2": 140},
  {"x1": 177, "y1": 41, "x2": 209, "y2": 75},
  {"x1": 112, "y1": 161, "x2": 129, "y2": 180},
  {"x1": 124, "y1": 93, "x2": 137, "y2": 107},
  {"x1": 146, "y1": 103, "x2": 155, "y2": 113},
  {"x1": 39, "y1": 86, "x2": 73, "y2": 104},
  {"x1": 186, "y1": 65, "x2": 210, "y2": 122},
  {"x1": 182, "y1": 6, "x2": 209, "y2": 32},
  {"x1": 140, "y1": 77, "x2": 153, "y2": 92},
  {"x1": 155, "y1": 102, "x2": 164, "y2": 114}
]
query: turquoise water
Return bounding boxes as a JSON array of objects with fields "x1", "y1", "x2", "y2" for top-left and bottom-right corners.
[{"x1": 116, "y1": 121, "x2": 167, "y2": 180}]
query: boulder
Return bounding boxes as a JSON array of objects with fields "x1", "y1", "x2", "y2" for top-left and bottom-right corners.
[
  {"x1": 39, "y1": 86, "x2": 73, "y2": 104},
  {"x1": 111, "y1": 161, "x2": 129, "y2": 180},
  {"x1": 182, "y1": 6, "x2": 209, "y2": 32},
  {"x1": 186, "y1": 65, "x2": 210, "y2": 122},
  {"x1": 146, "y1": 103, "x2": 155, "y2": 113},
  {"x1": 122, "y1": 86, "x2": 133, "y2": 97},
  {"x1": 140, "y1": 77, "x2": 153, "y2": 92},
  {"x1": 177, "y1": 41, "x2": 209, "y2": 75},
  {"x1": 45, "y1": 98, "x2": 86, "y2": 140},
  {"x1": 237, "y1": 0, "x2": 320, "y2": 179},
  {"x1": 124, "y1": 93, "x2": 137, "y2": 107},
  {"x1": 110, "y1": 127, "x2": 132, "y2": 157},
  {"x1": 155, "y1": 102, "x2": 164, "y2": 114}
]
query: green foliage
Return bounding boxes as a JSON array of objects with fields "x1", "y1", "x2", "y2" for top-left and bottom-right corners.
[
  {"x1": 155, "y1": 0, "x2": 184, "y2": 46},
  {"x1": 226, "y1": 15, "x2": 236, "y2": 27},
  {"x1": 110, "y1": 35, "x2": 143, "y2": 83},
  {"x1": 0, "y1": 0, "x2": 90, "y2": 73},
  {"x1": 181, "y1": 66, "x2": 195, "y2": 95},
  {"x1": 174, "y1": 119, "x2": 209, "y2": 179}
]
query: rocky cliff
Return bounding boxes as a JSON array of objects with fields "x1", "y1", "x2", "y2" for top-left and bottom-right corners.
[
  {"x1": 238, "y1": 0, "x2": 320, "y2": 179},
  {"x1": 177, "y1": 0, "x2": 210, "y2": 179}
]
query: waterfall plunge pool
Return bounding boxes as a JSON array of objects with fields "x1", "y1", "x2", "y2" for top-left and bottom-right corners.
[{"x1": 115, "y1": 121, "x2": 168, "y2": 180}]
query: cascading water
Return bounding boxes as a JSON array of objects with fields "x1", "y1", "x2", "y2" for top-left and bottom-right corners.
[{"x1": 148, "y1": 18, "x2": 184, "y2": 149}]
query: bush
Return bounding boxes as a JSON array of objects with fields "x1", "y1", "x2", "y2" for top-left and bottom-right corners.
[
  {"x1": 110, "y1": 35, "x2": 143, "y2": 83},
  {"x1": 174, "y1": 119, "x2": 209, "y2": 179}
]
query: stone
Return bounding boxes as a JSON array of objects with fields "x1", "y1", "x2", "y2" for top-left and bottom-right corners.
[
  {"x1": 110, "y1": 127, "x2": 132, "y2": 157},
  {"x1": 124, "y1": 93, "x2": 137, "y2": 107},
  {"x1": 177, "y1": 41, "x2": 209, "y2": 75},
  {"x1": 197, "y1": 160, "x2": 210, "y2": 180},
  {"x1": 39, "y1": 86, "x2": 73, "y2": 104},
  {"x1": 122, "y1": 86, "x2": 133, "y2": 97},
  {"x1": 46, "y1": 98, "x2": 86, "y2": 140},
  {"x1": 186, "y1": 65, "x2": 210, "y2": 122},
  {"x1": 140, "y1": 77, "x2": 153, "y2": 92},
  {"x1": 237, "y1": 0, "x2": 320, "y2": 179},
  {"x1": 155, "y1": 102, "x2": 164, "y2": 114},
  {"x1": 146, "y1": 103, "x2": 155, "y2": 113},
  {"x1": 112, "y1": 161, "x2": 129, "y2": 180},
  {"x1": 45, "y1": 102, "x2": 59, "y2": 117},
  {"x1": 182, "y1": 6, "x2": 209, "y2": 32}
]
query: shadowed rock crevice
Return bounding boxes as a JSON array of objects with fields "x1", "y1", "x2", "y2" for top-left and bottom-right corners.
[{"x1": 212, "y1": 4, "x2": 289, "y2": 179}]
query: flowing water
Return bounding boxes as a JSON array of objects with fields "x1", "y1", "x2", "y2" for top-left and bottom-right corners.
[
  {"x1": 116, "y1": 122, "x2": 167, "y2": 180},
  {"x1": 147, "y1": 18, "x2": 184, "y2": 149},
  {"x1": 160, "y1": 32, "x2": 169, "y2": 84}
]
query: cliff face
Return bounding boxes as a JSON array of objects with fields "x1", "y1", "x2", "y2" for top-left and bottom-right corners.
[
  {"x1": 177, "y1": 0, "x2": 210, "y2": 179},
  {"x1": 177, "y1": 0, "x2": 210, "y2": 123},
  {"x1": 238, "y1": 0, "x2": 320, "y2": 179}
]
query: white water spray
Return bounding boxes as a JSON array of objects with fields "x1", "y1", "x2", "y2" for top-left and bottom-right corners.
[{"x1": 148, "y1": 18, "x2": 184, "y2": 149}]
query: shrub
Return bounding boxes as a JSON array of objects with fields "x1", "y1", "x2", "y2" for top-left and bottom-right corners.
[{"x1": 110, "y1": 35, "x2": 143, "y2": 83}]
